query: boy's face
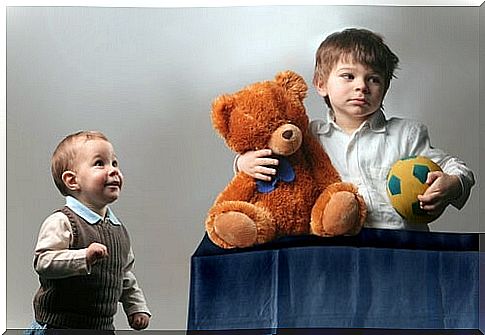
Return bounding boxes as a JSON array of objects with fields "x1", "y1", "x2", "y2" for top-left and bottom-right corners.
[
  {"x1": 67, "y1": 139, "x2": 123, "y2": 215},
  {"x1": 316, "y1": 59, "x2": 385, "y2": 127}
]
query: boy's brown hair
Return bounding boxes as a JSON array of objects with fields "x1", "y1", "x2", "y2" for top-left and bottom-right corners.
[
  {"x1": 313, "y1": 28, "x2": 399, "y2": 107},
  {"x1": 51, "y1": 131, "x2": 109, "y2": 196}
]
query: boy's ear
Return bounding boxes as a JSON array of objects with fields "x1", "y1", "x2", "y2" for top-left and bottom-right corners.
[
  {"x1": 62, "y1": 171, "x2": 79, "y2": 192},
  {"x1": 314, "y1": 80, "x2": 328, "y2": 97}
]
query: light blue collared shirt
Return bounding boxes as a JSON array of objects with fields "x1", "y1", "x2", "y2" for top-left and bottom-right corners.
[{"x1": 65, "y1": 196, "x2": 121, "y2": 225}]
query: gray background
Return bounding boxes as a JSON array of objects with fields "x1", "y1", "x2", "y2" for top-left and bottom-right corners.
[{"x1": 7, "y1": 5, "x2": 481, "y2": 330}]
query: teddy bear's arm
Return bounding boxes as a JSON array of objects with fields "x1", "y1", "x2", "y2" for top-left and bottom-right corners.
[
  {"x1": 302, "y1": 131, "x2": 342, "y2": 191},
  {"x1": 213, "y1": 173, "x2": 257, "y2": 204}
]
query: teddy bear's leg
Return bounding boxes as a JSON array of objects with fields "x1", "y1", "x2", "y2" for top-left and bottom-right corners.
[
  {"x1": 206, "y1": 201, "x2": 277, "y2": 249},
  {"x1": 310, "y1": 182, "x2": 367, "y2": 236}
]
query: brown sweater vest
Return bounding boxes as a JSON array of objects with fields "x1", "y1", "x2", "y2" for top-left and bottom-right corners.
[{"x1": 33, "y1": 206, "x2": 130, "y2": 330}]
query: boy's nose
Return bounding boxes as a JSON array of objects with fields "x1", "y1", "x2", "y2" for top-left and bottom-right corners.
[
  {"x1": 355, "y1": 79, "x2": 369, "y2": 92},
  {"x1": 109, "y1": 167, "x2": 120, "y2": 175}
]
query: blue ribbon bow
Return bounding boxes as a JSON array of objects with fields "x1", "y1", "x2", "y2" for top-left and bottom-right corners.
[{"x1": 256, "y1": 156, "x2": 295, "y2": 193}]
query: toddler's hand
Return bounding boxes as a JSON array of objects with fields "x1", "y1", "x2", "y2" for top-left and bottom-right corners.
[
  {"x1": 417, "y1": 171, "x2": 462, "y2": 217},
  {"x1": 86, "y1": 242, "x2": 108, "y2": 266},
  {"x1": 128, "y1": 312, "x2": 150, "y2": 330},
  {"x1": 236, "y1": 149, "x2": 279, "y2": 181}
]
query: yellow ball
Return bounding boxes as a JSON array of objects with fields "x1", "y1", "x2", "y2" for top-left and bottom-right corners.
[{"x1": 386, "y1": 156, "x2": 442, "y2": 224}]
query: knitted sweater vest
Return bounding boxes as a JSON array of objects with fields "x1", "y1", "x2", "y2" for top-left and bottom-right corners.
[{"x1": 33, "y1": 206, "x2": 130, "y2": 330}]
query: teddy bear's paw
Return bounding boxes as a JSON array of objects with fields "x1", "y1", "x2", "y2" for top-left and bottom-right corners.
[
  {"x1": 213, "y1": 212, "x2": 258, "y2": 248},
  {"x1": 311, "y1": 191, "x2": 361, "y2": 236}
]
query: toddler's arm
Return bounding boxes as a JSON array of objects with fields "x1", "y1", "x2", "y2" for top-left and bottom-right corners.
[
  {"x1": 86, "y1": 242, "x2": 108, "y2": 265},
  {"x1": 34, "y1": 212, "x2": 89, "y2": 278},
  {"x1": 120, "y1": 248, "x2": 151, "y2": 329},
  {"x1": 236, "y1": 149, "x2": 279, "y2": 181},
  {"x1": 34, "y1": 212, "x2": 107, "y2": 278},
  {"x1": 128, "y1": 312, "x2": 150, "y2": 331}
]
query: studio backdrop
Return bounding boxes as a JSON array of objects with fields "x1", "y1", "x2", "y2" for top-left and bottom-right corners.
[{"x1": 7, "y1": 4, "x2": 482, "y2": 330}]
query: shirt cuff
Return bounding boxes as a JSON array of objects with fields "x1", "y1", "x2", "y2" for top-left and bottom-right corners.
[
  {"x1": 450, "y1": 174, "x2": 468, "y2": 209},
  {"x1": 125, "y1": 305, "x2": 151, "y2": 317}
]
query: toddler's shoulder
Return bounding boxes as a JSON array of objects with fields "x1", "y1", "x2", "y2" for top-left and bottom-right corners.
[
  {"x1": 46, "y1": 210, "x2": 68, "y2": 220},
  {"x1": 41, "y1": 210, "x2": 70, "y2": 228}
]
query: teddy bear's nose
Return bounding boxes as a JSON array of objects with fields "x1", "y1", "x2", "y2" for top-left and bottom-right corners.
[{"x1": 282, "y1": 130, "x2": 293, "y2": 140}]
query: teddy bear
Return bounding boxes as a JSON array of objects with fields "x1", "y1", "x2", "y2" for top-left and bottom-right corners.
[{"x1": 205, "y1": 70, "x2": 367, "y2": 249}]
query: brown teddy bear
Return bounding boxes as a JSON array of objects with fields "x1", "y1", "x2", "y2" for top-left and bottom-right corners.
[{"x1": 206, "y1": 70, "x2": 367, "y2": 249}]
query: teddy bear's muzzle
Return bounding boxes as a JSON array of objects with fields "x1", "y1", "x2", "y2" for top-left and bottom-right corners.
[{"x1": 268, "y1": 123, "x2": 302, "y2": 156}]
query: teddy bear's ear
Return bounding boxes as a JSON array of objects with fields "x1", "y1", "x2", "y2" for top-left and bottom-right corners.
[
  {"x1": 211, "y1": 94, "x2": 235, "y2": 138},
  {"x1": 275, "y1": 70, "x2": 308, "y2": 102}
]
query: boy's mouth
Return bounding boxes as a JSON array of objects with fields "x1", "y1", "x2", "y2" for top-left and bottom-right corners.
[
  {"x1": 349, "y1": 98, "x2": 368, "y2": 105},
  {"x1": 106, "y1": 180, "x2": 121, "y2": 188}
]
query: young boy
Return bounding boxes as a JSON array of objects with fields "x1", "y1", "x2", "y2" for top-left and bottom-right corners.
[
  {"x1": 27, "y1": 131, "x2": 150, "y2": 333},
  {"x1": 236, "y1": 28, "x2": 475, "y2": 231}
]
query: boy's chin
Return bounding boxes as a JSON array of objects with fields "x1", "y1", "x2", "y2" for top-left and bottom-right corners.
[{"x1": 104, "y1": 193, "x2": 120, "y2": 204}]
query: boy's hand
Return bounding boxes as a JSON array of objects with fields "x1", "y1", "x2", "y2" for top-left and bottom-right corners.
[
  {"x1": 417, "y1": 172, "x2": 462, "y2": 217},
  {"x1": 86, "y1": 243, "x2": 108, "y2": 266},
  {"x1": 236, "y1": 149, "x2": 279, "y2": 181},
  {"x1": 128, "y1": 312, "x2": 150, "y2": 330}
]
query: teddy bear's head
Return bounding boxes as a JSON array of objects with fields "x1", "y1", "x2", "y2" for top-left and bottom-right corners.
[{"x1": 211, "y1": 71, "x2": 308, "y2": 156}]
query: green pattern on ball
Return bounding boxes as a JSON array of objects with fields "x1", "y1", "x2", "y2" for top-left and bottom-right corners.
[
  {"x1": 386, "y1": 156, "x2": 442, "y2": 224},
  {"x1": 388, "y1": 175, "x2": 401, "y2": 195},
  {"x1": 412, "y1": 201, "x2": 427, "y2": 217},
  {"x1": 413, "y1": 164, "x2": 430, "y2": 184}
]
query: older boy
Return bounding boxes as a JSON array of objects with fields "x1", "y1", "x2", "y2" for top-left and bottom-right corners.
[
  {"x1": 28, "y1": 131, "x2": 150, "y2": 333},
  {"x1": 237, "y1": 28, "x2": 475, "y2": 230}
]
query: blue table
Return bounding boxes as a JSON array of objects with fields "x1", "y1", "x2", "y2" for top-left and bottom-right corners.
[{"x1": 188, "y1": 228, "x2": 482, "y2": 334}]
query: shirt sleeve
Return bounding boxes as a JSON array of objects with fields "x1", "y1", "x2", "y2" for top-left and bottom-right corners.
[
  {"x1": 405, "y1": 122, "x2": 476, "y2": 209},
  {"x1": 233, "y1": 154, "x2": 240, "y2": 174},
  {"x1": 34, "y1": 212, "x2": 90, "y2": 279},
  {"x1": 119, "y1": 248, "x2": 151, "y2": 317}
]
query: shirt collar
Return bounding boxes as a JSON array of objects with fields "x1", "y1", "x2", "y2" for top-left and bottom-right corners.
[
  {"x1": 65, "y1": 196, "x2": 121, "y2": 225},
  {"x1": 367, "y1": 108, "x2": 387, "y2": 133},
  {"x1": 317, "y1": 108, "x2": 387, "y2": 135}
]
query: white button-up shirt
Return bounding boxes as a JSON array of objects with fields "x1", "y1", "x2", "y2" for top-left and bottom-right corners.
[{"x1": 310, "y1": 109, "x2": 475, "y2": 230}]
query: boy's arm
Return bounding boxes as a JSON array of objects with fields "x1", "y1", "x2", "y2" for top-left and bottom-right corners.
[
  {"x1": 234, "y1": 149, "x2": 278, "y2": 181},
  {"x1": 406, "y1": 122, "x2": 475, "y2": 209},
  {"x1": 432, "y1": 157, "x2": 474, "y2": 209},
  {"x1": 34, "y1": 212, "x2": 90, "y2": 279},
  {"x1": 120, "y1": 248, "x2": 151, "y2": 318}
]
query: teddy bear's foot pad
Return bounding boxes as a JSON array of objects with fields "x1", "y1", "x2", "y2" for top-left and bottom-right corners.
[
  {"x1": 321, "y1": 191, "x2": 360, "y2": 236},
  {"x1": 214, "y1": 212, "x2": 257, "y2": 248}
]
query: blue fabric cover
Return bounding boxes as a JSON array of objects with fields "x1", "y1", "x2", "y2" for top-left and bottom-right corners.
[{"x1": 188, "y1": 228, "x2": 481, "y2": 333}]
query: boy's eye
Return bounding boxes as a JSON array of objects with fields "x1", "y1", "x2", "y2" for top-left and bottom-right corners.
[
  {"x1": 94, "y1": 160, "x2": 104, "y2": 167},
  {"x1": 369, "y1": 76, "x2": 382, "y2": 84},
  {"x1": 341, "y1": 73, "x2": 354, "y2": 80},
  {"x1": 112, "y1": 160, "x2": 118, "y2": 168}
]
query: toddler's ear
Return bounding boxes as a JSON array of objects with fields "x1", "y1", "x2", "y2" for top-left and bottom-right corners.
[
  {"x1": 211, "y1": 94, "x2": 235, "y2": 139},
  {"x1": 62, "y1": 171, "x2": 79, "y2": 192}
]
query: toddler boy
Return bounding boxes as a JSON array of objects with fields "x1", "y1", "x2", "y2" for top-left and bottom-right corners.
[{"x1": 27, "y1": 131, "x2": 150, "y2": 333}]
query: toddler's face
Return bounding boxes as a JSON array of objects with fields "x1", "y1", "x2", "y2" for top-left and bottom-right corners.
[
  {"x1": 316, "y1": 59, "x2": 385, "y2": 124},
  {"x1": 71, "y1": 139, "x2": 123, "y2": 213}
]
